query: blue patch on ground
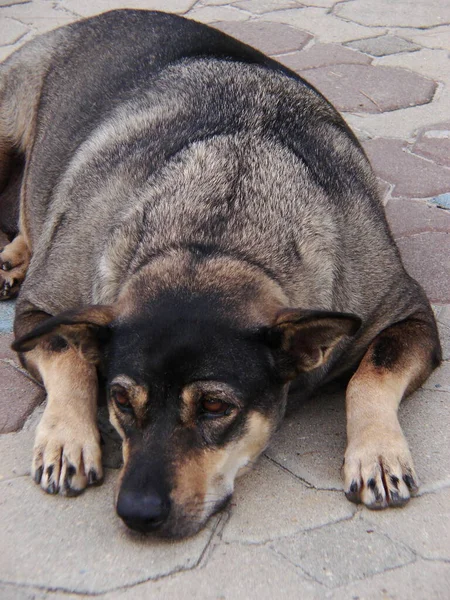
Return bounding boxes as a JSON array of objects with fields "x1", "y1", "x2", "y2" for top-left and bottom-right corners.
[
  {"x1": 0, "y1": 299, "x2": 16, "y2": 333},
  {"x1": 430, "y1": 192, "x2": 450, "y2": 210}
]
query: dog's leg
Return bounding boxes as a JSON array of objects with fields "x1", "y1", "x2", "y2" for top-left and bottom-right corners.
[
  {"x1": 13, "y1": 303, "x2": 114, "y2": 495},
  {"x1": 344, "y1": 310, "x2": 441, "y2": 508},
  {"x1": 0, "y1": 233, "x2": 31, "y2": 299},
  {"x1": 26, "y1": 343, "x2": 103, "y2": 495}
]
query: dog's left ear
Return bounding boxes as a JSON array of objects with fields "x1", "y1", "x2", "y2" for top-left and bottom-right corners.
[
  {"x1": 266, "y1": 308, "x2": 362, "y2": 381},
  {"x1": 12, "y1": 305, "x2": 116, "y2": 363}
]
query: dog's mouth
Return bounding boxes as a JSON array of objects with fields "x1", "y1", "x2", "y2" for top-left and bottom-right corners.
[{"x1": 116, "y1": 487, "x2": 232, "y2": 539}]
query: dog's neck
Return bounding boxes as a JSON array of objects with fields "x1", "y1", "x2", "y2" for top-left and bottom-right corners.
[{"x1": 115, "y1": 249, "x2": 289, "y2": 329}]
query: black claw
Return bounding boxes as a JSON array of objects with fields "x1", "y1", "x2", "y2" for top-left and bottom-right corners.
[
  {"x1": 46, "y1": 465, "x2": 54, "y2": 478},
  {"x1": 65, "y1": 486, "x2": 84, "y2": 497},
  {"x1": 1, "y1": 261, "x2": 11, "y2": 271},
  {"x1": 88, "y1": 469, "x2": 102, "y2": 485},
  {"x1": 389, "y1": 491, "x2": 408, "y2": 507},
  {"x1": 34, "y1": 466, "x2": 43, "y2": 484},
  {"x1": 390, "y1": 475, "x2": 400, "y2": 489},
  {"x1": 368, "y1": 478, "x2": 377, "y2": 490},
  {"x1": 63, "y1": 463, "x2": 76, "y2": 491},
  {"x1": 403, "y1": 474, "x2": 418, "y2": 492},
  {"x1": 46, "y1": 481, "x2": 58, "y2": 494},
  {"x1": 345, "y1": 480, "x2": 361, "y2": 503},
  {"x1": 349, "y1": 481, "x2": 358, "y2": 494}
]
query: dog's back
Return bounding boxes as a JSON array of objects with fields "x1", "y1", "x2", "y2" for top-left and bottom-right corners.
[{"x1": 3, "y1": 9, "x2": 414, "y2": 332}]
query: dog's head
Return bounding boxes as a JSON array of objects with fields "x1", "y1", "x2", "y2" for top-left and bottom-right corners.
[{"x1": 14, "y1": 270, "x2": 360, "y2": 538}]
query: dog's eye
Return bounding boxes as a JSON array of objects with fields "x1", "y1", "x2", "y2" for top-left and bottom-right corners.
[
  {"x1": 111, "y1": 387, "x2": 133, "y2": 414},
  {"x1": 201, "y1": 398, "x2": 232, "y2": 417}
]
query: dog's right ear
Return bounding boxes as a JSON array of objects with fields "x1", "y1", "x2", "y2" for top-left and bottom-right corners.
[{"x1": 12, "y1": 305, "x2": 116, "y2": 363}]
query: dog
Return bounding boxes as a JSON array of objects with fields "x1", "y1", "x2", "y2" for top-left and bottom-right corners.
[{"x1": 0, "y1": 9, "x2": 441, "y2": 539}]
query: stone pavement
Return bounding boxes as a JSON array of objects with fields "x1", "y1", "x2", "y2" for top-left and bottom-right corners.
[{"x1": 1, "y1": 0, "x2": 449, "y2": 598}]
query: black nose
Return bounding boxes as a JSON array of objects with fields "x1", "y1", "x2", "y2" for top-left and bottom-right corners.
[{"x1": 116, "y1": 489, "x2": 170, "y2": 533}]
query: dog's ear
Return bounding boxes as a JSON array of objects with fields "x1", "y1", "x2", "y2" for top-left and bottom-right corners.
[
  {"x1": 12, "y1": 305, "x2": 116, "y2": 363},
  {"x1": 266, "y1": 308, "x2": 362, "y2": 381}
]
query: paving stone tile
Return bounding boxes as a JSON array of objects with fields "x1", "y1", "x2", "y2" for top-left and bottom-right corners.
[
  {"x1": 60, "y1": 0, "x2": 196, "y2": 19},
  {"x1": 396, "y1": 232, "x2": 450, "y2": 303},
  {"x1": 0, "y1": 0, "x2": 30, "y2": 7},
  {"x1": 376, "y1": 48, "x2": 450, "y2": 91},
  {"x1": 397, "y1": 25, "x2": 450, "y2": 51},
  {"x1": 412, "y1": 122, "x2": 450, "y2": 168},
  {"x1": 0, "y1": 17, "x2": 29, "y2": 46},
  {"x1": 266, "y1": 8, "x2": 385, "y2": 44},
  {"x1": 363, "y1": 138, "x2": 450, "y2": 198},
  {"x1": 276, "y1": 42, "x2": 371, "y2": 72},
  {"x1": 301, "y1": 64, "x2": 436, "y2": 114},
  {"x1": 272, "y1": 518, "x2": 415, "y2": 589},
  {"x1": 0, "y1": 582, "x2": 69, "y2": 600},
  {"x1": 435, "y1": 303, "x2": 450, "y2": 324},
  {"x1": 0, "y1": 362, "x2": 44, "y2": 433},
  {"x1": 430, "y1": 192, "x2": 450, "y2": 209},
  {"x1": 107, "y1": 543, "x2": 322, "y2": 599},
  {"x1": 334, "y1": 0, "x2": 450, "y2": 28},
  {"x1": 331, "y1": 560, "x2": 450, "y2": 600},
  {"x1": 187, "y1": 4, "x2": 249, "y2": 22},
  {"x1": 233, "y1": 0, "x2": 303, "y2": 14},
  {"x1": 0, "y1": 333, "x2": 15, "y2": 360},
  {"x1": 0, "y1": 427, "x2": 34, "y2": 481},
  {"x1": 398, "y1": 389, "x2": 450, "y2": 492},
  {"x1": 423, "y1": 359, "x2": 450, "y2": 393},
  {"x1": 436, "y1": 316, "x2": 450, "y2": 361},
  {"x1": 0, "y1": 1, "x2": 78, "y2": 35},
  {"x1": 345, "y1": 35, "x2": 421, "y2": 57},
  {"x1": 266, "y1": 391, "x2": 347, "y2": 490},
  {"x1": 0, "y1": 471, "x2": 219, "y2": 594},
  {"x1": 293, "y1": 0, "x2": 337, "y2": 6},
  {"x1": 345, "y1": 85, "x2": 450, "y2": 141},
  {"x1": 221, "y1": 455, "x2": 356, "y2": 544},
  {"x1": 362, "y1": 487, "x2": 450, "y2": 560},
  {"x1": 0, "y1": 298, "x2": 15, "y2": 333},
  {"x1": 195, "y1": 0, "x2": 232, "y2": 5},
  {"x1": 385, "y1": 198, "x2": 450, "y2": 237},
  {"x1": 213, "y1": 20, "x2": 312, "y2": 54}
]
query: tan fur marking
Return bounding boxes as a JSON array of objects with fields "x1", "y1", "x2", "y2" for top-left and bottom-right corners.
[
  {"x1": 344, "y1": 334, "x2": 429, "y2": 508},
  {"x1": 116, "y1": 252, "x2": 288, "y2": 328},
  {"x1": 171, "y1": 411, "x2": 272, "y2": 520},
  {"x1": 28, "y1": 345, "x2": 102, "y2": 495}
]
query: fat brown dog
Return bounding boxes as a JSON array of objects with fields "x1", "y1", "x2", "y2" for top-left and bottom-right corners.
[{"x1": 0, "y1": 10, "x2": 441, "y2": 538}]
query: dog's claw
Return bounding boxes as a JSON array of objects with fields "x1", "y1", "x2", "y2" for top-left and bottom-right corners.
[
  {"x1": 33, "y1": 465, "x2": 43, "y2": 484},
  {"x1": 88, "y1": 468, "x2": 102, "y2": 486},
  {"x1": 1, "y1": 261, "x2": 11, "y2": 271}
]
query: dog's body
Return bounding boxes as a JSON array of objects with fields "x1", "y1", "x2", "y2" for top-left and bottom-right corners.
[{"x1": 0, "y1": 10, "x2": 441, "y2": 538}]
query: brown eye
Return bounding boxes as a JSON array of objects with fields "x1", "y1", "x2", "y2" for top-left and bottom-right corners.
[
  {"x1": 201, "y1": 398, "x2": 232, "y2": 417},
  {"x1": 111, "y1": 387, "x2": 133, "y2": 413}
]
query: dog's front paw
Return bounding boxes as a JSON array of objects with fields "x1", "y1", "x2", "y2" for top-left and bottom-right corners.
[
  {"x1": 344, "y1": 427, "x2": 418, "y2": 509},
  {"x1": 32, "y1": 407, "x2": 103, "y2": 496}
]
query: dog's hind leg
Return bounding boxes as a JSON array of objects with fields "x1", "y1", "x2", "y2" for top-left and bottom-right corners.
[
  {"x1": 343, "y1": 303, "x2": 441, "y2": 508},
  {"x1": 1, "y1": 34, "x2": 66, "y2": 298},
  {"x1": 0, "y1": 233, "x2": 31, "y2": 299}
]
